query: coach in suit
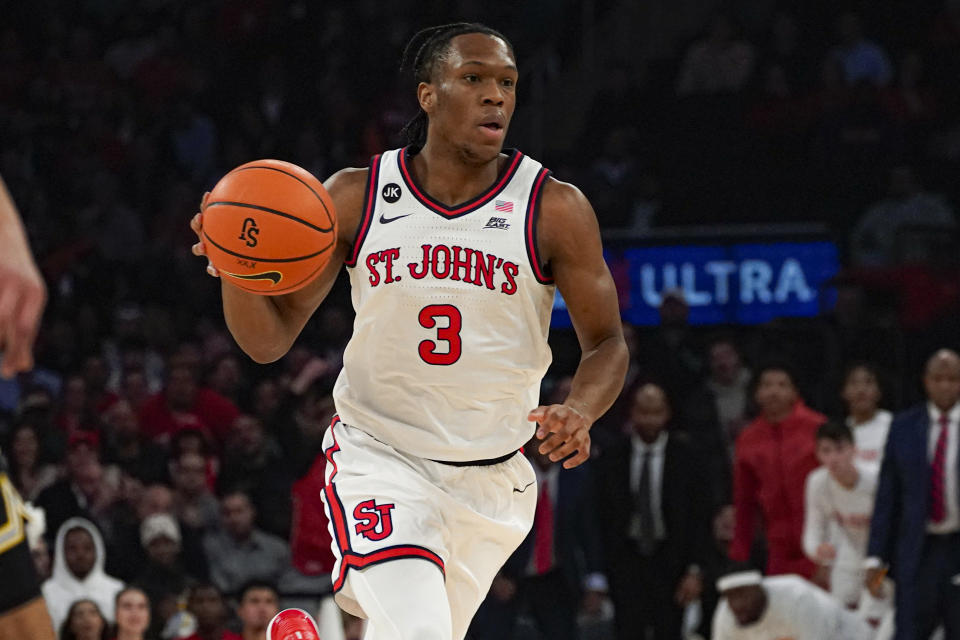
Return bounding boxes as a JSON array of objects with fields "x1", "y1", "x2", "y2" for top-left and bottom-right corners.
[
  {"x1": 596, "y1": 383, "x2": 711, "y2": 640},
  {"x1": 470, "y1": 441, "x2": 606, "y2": 640},
  {"x1": 867, "y1": 349, "x2": 960, "y2": 639}
]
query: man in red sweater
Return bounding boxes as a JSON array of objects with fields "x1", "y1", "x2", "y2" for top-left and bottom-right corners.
[
  {"x1": 138, "y1": 362, "x2": 239, "y2": 447},
  {"x1": 730, "y1": 363, "x2": 826, "y2": 579}
]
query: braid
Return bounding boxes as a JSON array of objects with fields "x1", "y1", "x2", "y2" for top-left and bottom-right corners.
[{"x1": 398, "y1": 23, "x2": 514, "y2": 150}]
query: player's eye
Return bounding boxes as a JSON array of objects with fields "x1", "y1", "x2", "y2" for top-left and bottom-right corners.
[
  {"x1": 501, "y1": 78, "x2": 515, "y2": 88},
  {"x1": 464, "y1": 74, "x2": 480, "y2": 82}
]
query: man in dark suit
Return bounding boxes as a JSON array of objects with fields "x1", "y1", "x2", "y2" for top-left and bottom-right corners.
[
  {"x1": 470, "y1": 439, "x2": 607, "y2": 640},
  {"x1": 596, "y1": 383, "x2": 711, "y2": 640},
  {"x1": 867, "y1": 348, "x2": 960, "y2": 639}
]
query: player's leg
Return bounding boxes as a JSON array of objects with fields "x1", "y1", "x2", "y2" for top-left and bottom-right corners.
[
  {"x1": 0, "y1": 474, "x2": 55, "y2": 640},
  {"x1": 441, "y1": 453, "x2": 537, "y2": 640},
  {"x1": 0, "y1": 598, "x2": 56, "y2": 640},
  {"x1": 347, "y1": 558, "x2": 451, "y2": 640}
]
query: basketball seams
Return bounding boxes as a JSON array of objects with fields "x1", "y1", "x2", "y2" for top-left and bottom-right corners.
[
  {"x1": 202, "y1": 230, "x2": 335, "y2": 263},
  {"x1": 205, "y1": 200, "x2": 334, "y2": 234},
  {"x1": 230, "y1": 164, "x2": 335, "y2": 229}
]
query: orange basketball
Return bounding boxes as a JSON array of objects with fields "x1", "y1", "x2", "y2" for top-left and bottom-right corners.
[{"x1": 202, "y1": 159, "x2": 337, "y2": 295}]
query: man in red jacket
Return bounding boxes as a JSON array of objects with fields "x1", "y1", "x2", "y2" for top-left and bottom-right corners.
[
  {"x1": 730, "y1": 362, "x2": 826, "y2": 579},
  {"x1": 139, "y1": 361, "x2": 239, "y2": 447}
]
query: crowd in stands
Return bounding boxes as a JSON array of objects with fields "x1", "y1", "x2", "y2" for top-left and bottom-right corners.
[{"x1": 4, "y1": 1, "x2": 960, "y2": 639}]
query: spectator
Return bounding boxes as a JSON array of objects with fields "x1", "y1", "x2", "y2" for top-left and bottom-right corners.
[
  {"x1": 32, "y1": 536, "x2": 52, "y2": 581},
  {"x1": 472, "y1": 436, "x2": 607, "y2": 640},
  {"x1": 203, "y1": 491, "x2": 290, "y2": 597},
  {"x1": 205, "y1": 354, "x2": 245, "y2": 407},
  {"x1": 112, "y1": 586, "x2": 151, "y2": 640},
  {"x1": 802, "y1": 422, "x2": 886, "y2": 618},
  {"x1": 59, "y1": 599, "x2": 111, "y2": 640},
  {"x1": 830, "y1": 11, "x2": 893, "y2": 87},
  {"x1": 697, "y1": 505, "x2": 735, "y2": 640},
  {"x1": 867, "y1": 349, "x2": 960, "y2": 637},
  {"x1": 182, "y1": 583, "x2": 242, "y2": 640},
  {"x1": 676, "y1": 13, "x2": 756, "y2": 95},
  {"x1": 595, "y1": 383, "x2": 710, "y2": 640},
  {"x1": 42, "y1": 517, "x2": 124, "y2": 628},
  {"x1": 170, "y1": 451, "x2": 220, "y2": 534},
  {"x1": 101, "y1": 399, "x2": 166, "y2": 485},
  {"x1": 236, "y1": 581, "x2": 281, "y2": 640},
  {"x1": 4, "y1": 422, "x2": 59, "y2": 501},
  {"x1": 850, "y1": 164, "x2": 956, "y2": 267},
  {"x1": 841, "y1": 363, "x2": 892, "y2": 469},
  {"x1": 138, "y1": 362, "x2": 239, "y2": 446},
  {"x1": 133, "y1": 513, "x2": 193, "y2": 638},
  {"x1": 35, "y1": 436, "x2": 119, "y2": 544},
  {"x1": 730, "y1": 362, "x2": 826, "y2": 578},
  {"x1": 636, "y1": 289, "x2": 704, "y2": 399},
  {"x1": 218, "y1": 414, "x2": 293, "y2": 538},
  {"x1": 712, "y1": 569, "x2": 872, "y2": 639},
  {"x1": 703, "y1": 336, "x2": 752, "y2": 456}
]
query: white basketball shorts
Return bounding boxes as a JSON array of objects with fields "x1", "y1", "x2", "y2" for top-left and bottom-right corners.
[{"x1": 319, "y1": 417, "x2": 537, "y2": 633}]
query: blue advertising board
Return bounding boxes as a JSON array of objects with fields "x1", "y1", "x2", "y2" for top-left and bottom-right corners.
[{"x1": 552, "y1": 241, "x2": 839, "y2": 327}]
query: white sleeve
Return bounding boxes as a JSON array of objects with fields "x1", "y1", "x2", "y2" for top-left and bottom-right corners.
[
  {"x1": 711, "y1": 603, "x2": 736, "y2": 640},
  {"x1": 802, "y1": 470, "x2": 829, "y2": 561},
  {"x1": 795, "y1": 589, "x2": 872, "y2": 640}
]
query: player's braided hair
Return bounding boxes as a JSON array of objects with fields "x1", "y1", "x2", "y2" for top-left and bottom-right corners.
[{"x1": 399, "y1": 23, "x2": 514, "y2": 150}]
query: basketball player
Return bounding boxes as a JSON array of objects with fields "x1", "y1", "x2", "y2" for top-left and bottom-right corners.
[
  {"x1": 0, "y1": 174, "x2": 55, "y2": 639},
  {"x1": 713, "y1": 569, "x2": 873, "y2": 639},
  {"x1": 802, "y1": 422, "x2": 891, "y2": 625},
  {"x1": 192, "y1": 23, "x2": 628, "y2": 640}
]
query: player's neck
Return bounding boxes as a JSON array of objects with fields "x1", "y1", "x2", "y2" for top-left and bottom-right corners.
[
  {"x1": 242, "y1": 628, "x2": 267, "y2": 640},
  {"x1": 412, "y1": 140, "x2": 504, "y2": 207}
]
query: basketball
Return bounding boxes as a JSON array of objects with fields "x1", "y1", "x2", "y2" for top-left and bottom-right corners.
[{"x1": 202, "y1": 159, "x2": 337, "y2": 295}]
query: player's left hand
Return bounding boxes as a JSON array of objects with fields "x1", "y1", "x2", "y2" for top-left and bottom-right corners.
[{"x1": 528, "y1": 404, "x2": 591, "y2": 469}]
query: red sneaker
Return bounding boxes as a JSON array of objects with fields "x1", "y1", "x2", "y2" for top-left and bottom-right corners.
[{"x1": 267, "y1": 608, "x2": 321, "y2": 640}]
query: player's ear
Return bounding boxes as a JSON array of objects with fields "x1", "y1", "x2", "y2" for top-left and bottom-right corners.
[{"x1": 417, "y1": 82, "x2": 436, "y2": 115}]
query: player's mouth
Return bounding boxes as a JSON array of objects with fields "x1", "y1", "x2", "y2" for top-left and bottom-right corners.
[{"x1": 477, "y1": 120, "x2": 505, "y2": 141}]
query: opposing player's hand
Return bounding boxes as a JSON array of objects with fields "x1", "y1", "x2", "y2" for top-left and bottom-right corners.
[
  {"x1": 0, "y1": 240, "x2": 46, "y2": 379},
  {"x1": 528, "y1": 404, "x2": 592, "y2": 469},
  {"x1": 190, "y1": 191, "x2": 219, "y2": 278}
]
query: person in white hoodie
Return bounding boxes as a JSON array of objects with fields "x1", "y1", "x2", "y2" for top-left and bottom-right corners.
[{"x1": 42, "y1": 517, "x2": 124, "y2": 629}]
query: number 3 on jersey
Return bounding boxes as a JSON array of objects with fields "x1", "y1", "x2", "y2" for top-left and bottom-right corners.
[{"x1": 418, "y1": 305, "x2": 462, "y2": 365}]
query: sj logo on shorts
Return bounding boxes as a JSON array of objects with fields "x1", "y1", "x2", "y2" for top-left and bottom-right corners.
[{"x1": 353, "y1": 499, "x2": 396, "y2": 541}]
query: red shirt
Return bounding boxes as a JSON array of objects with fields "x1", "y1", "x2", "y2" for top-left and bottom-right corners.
[
  {"x1": 139, "y1": 388, "x2": 240, "y2": 445},
  {"x1": 730, "y1": 401, "x2": 825, "y2": 575}
]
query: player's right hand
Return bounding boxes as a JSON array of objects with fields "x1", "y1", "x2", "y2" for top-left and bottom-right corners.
[
  {"x1": 865, "y1": 567, "x2": 887, "y2": 598},
  {"x1": 190, "y1": 191, "x2": 219, "y2": 278},
  {"x1": 0, "y1": 243, "x2": 46, "y2": 379}
]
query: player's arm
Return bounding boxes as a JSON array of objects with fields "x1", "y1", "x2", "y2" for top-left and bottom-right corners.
[
  {"x1": 191, "y1": 168, "x2": 366, "y2": 363},
  {"x1": 0, "y1": 175, "x2": 46, "y2": 378},
  {"x1": 528, "y1": 179, "x2": 628, "y2": 469},
  {"x1": 802, "y1": 472, "x2": 833, "y2": 564}
]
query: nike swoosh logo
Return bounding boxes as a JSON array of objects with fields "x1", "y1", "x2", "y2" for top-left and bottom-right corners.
[
  {"x1": 379, "y1": 213, "x2": 413, "y2": 224},
  {"x1": 513, "y1": 481, "x2": 535, "y2": 494},
  {"x1": 222, "y1": 270, "x2": 283, "y2": 285}
]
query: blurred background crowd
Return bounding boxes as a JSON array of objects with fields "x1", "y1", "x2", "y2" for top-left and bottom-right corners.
[{"x1": 3, "y1": 0, "x2": 960, "y2": 638}]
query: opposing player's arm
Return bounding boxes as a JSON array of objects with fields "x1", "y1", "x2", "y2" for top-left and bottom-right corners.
[
  {"x1": 0, "y1": 176, "x2": 46, "y2": 378},
  {"x1": 192, "y1": 168, "x2": 366, "y2": 363},
  {"x1": 528, "y1": 179, "x2": 628, "y2": 468}
]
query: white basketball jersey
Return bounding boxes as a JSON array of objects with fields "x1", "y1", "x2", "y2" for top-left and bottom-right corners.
[{"x1": 333, "y1": 147, "x2": 556, "y2": 462}]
